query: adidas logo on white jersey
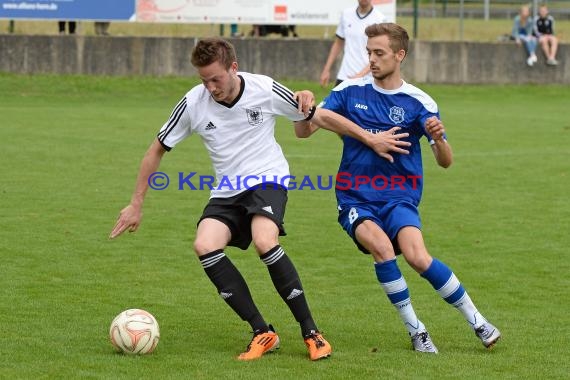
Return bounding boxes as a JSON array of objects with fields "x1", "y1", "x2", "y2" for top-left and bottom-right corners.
[
  {"x1": 286, "y1": 288, "x2": 304, "y2": 300},
  {"x1": 205, "y1": 121, "x2": 216, "y2": 130},
  {"x1": 262, "y1": 206, "x2": 273, "y2": 214},
  {"x1": 220, "y1": 291, "x2": 233, "y2": 299}
]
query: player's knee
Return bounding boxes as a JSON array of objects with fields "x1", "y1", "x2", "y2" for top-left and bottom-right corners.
[
  {"x1": 368, "y1": 240, "x2": 396, "y2": 261},
  {"x1": 193, "y1": 238, "x2": 219, "y2": 256},
  {"x1": 252, "y1": 237, "x2": 278, "y2": 255},
  {"x1": 403, "y1": 250, "x2": 432, "y2": 273}
]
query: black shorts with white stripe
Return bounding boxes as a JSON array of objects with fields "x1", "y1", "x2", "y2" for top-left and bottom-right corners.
[{"x1": 198, "y1": 183, "x2": 288, "y2": 250}]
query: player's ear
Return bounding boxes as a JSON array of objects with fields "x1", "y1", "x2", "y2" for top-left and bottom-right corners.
[
  {"x1": 396, "y1": 49, "x2": 406, "y2": 63},
  {"x1": 230, "y1": 61, "x2": 238, "y2": 74}
]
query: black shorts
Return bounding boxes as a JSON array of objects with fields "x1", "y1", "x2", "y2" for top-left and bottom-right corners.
[{"x1": 198, "y1": 183, "x2": 288, "y2": 250}]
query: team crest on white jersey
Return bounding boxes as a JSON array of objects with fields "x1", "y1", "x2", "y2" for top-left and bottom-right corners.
[
  {"x1": 246, "y1": 107, "x2": 263, "y2": 125},
  {"x1": 389, "y1": 106, "x2": 405, "y2": 124}
]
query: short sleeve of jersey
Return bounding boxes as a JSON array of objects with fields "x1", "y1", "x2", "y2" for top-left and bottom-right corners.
[
  {"x1": 156, "y1": 93, "x2": 193, "y2": 151},
  {"x1": 320, "y1": 85, "x2": 348, "y2": 116},
  {"x1": 401, "y1": 83, "x2": 444, "y2": 144},
  {"x1": 271, "y1": 80, "x2": 308, "y2": 122},
  {"x1": 417, "y1": 96, "x2": 441, "y2": 144},
  {"x1": 335, "y1": 10, "x2": 347, "y2": 39}
]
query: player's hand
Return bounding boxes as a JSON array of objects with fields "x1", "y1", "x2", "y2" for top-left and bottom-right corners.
[
  {"x1": 294, "y1": 90, "x2": 315, "y2": 116},
  {"x1": 109, "y1": 204, "x2": 142, "y2": 239},
  {"x1": 369, "y1": 127, "x2": 411, "y2": 163},
  {"x1": 425, "y1": 116, "x2": 445, "y2": 141},
  {"x1": 320, "y1": 70, "x2": 330, "y2": 87}
]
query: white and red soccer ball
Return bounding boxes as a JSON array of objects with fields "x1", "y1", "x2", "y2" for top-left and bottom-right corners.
[{"x1": 109, "y1": 309, "x2": 160, "y2": 355}]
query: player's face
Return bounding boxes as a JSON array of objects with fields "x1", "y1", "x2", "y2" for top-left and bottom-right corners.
[
  {"x1": 367, "y1": 35, "x2": 404, "y2": 81},
  {"x1": 198, "y1": 60, "x2": 239, "y2": 103}
]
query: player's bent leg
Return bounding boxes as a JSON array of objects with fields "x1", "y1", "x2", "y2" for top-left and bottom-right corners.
[
  {"x1": 400, "y1": 226, "x2": 502, "y2": 349},
  {"x1": 251, "y1": 215, "x2": 280, "y2": 255},
  {"x1": 356, "y1": 222, "x2": 436, "y2": 353},
  {"x1": 354, "y1": 220, "x2": 396, "y2": 262},
  {"x1": 396, "y1": 226, "x2": 433, "y2": 273},
  {"x1": 193, "y1": 218, "x2": 232, "y2": 255}
]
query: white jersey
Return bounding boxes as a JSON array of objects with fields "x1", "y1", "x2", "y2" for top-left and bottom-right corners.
[
  {"x1": 335, "y1": 6, "x2": 387, "y2": 81},
  {"x1": 157, "y1": 72, "x2": 309, "y2": 198}
]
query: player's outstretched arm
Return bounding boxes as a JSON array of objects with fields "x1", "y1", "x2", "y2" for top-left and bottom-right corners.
[
  {"x1": 425, "y1": 116, "x2": 453, "y2": 168},
  {"x1": 109, "y1": 138, "x2": 167, "y2": 239},
  {"x1": 309, "y1": 108, "x2": 411, "y2": 163}
]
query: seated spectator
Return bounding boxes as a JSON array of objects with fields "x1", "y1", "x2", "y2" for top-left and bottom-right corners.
[
  {"x1": 512, "y1": 5, "x2": 538, "y2": 67},
  {"x1": 535, "y1": 4, "x2": 559, "y2": 66}
]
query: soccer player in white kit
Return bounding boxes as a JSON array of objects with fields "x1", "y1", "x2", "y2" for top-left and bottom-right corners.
[
  {"x1": 320, "y1": 0, "x2": 387, "y2": 87},
  {"x1": 110, "y1": 37, "x2": 411, "y2": 361}
]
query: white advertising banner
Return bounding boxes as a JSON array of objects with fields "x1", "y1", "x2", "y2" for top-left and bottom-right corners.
[{"x1": 136, "y1": 0, "x2": 396, "y2": 25}]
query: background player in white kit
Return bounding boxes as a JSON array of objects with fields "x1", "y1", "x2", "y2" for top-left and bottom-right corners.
[
  {"x1": 320, "y1": 0, "x2": 387, "y2": 86},
  {"x1": 109, "y1": 37, "x2": 411, "y2": 361}
]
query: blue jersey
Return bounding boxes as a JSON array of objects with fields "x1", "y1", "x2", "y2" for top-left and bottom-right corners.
[{"x1": 321, "y1": 78, "x2": 442, "y2": 207}]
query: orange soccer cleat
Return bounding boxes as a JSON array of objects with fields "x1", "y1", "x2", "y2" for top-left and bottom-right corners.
[
  {"x1": 237, "y1": 325, "x2": 280, "y2": 361},
  {"x1": 304, "y1": 331, "x2": 332, "y2": 361}
]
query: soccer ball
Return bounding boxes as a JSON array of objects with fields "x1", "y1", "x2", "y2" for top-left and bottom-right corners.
[{"x1": 109, "y1": 309, "x2": 160, "y2": 354}]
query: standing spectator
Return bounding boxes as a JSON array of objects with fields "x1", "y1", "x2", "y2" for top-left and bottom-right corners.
[
  {"x1": 512, "y1": 5, "x2": 538, "y2": 67},
  {"x1": 58, "y1": 21, "x2": 76, "y2": 35},
  {"x1": 535, "y1": 4, "x2": 559, "y2": 66},
  {"x1": 320, "y1": 0, "x2": 387, "y2": 86},
  {"x1": 95, "y1": 21, "x2": 111, "y2": 36}
]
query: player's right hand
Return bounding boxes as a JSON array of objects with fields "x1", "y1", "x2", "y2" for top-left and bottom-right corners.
[
  {"x1": 109, "y1": 204, "x2": 142, "y2": 239},
  {"x1": 370, "y1": 127, "x2": 411, "y2": 163},
  {"x1": 320, "y1": 70, "x2": 330, "y2": 87}
]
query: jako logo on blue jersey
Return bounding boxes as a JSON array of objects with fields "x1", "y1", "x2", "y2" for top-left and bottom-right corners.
[{"x1": 355, "y1": 103, "x2": 368, "y2": 110}]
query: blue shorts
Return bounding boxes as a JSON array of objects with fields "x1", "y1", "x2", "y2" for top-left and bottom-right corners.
[{"x1": 338, "y1": 201, "x2": 421, "y2": 254}]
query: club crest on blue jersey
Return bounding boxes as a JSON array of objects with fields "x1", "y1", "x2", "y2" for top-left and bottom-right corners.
[
  {"x1": 246, "y1": 107, "x2": 263, "y2": 126},
  {"x1": 389, "y1": 106, "x2": 405, "y2": 124}
]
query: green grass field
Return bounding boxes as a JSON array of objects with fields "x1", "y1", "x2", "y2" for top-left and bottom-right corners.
[{"x1": 1, "y1": 73, "x2": 569, "y2": 379}]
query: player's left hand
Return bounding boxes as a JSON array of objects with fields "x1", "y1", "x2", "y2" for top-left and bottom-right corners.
[
  {"x1": 294, "y1": 90, "x2": 315, "y2": 116},
  {"x1": 425, "y1": 116, "x2": 446, "y2": 141}
]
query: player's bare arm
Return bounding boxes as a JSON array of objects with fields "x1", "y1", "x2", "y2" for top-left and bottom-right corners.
[
  {"x1": 348, "y1": 65, "x2": 371, "y2": 79},
  {"x1": 110, "y1": 138, "x2": 167, "y2": 239},
  {"x1": 307, "y1": 108, "x2": 411, "y2": 163},
  {"x1": 425, "y1": 116, "x2": 453, "y2": 168},
  {"x1": 294, "y1": 119, "x2": 319, "y2": 138},
  {"x1": 320, "y1": 38, "x2": 344, "y2": 87}
]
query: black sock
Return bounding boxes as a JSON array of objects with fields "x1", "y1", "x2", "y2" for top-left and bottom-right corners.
[
  {"x1": 200, "y1": 250, "x2": 267, "y2": 332},
  {"x1": 260, "y1": 245, "x2": 318, "y2": 337}
]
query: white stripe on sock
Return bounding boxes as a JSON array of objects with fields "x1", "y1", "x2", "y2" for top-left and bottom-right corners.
[
  {"x1": 437, "y1": 273, "x2": 461, "y2": 299},
  {"x1": 200, "y1": 252, "x2": 226, "y2": 268},
  {"x1": 381, "y1": 276, "x2": 408, "y2": 295},
  {"x1": 262, "y1": 247, "x2": 285, "y2": 266}
]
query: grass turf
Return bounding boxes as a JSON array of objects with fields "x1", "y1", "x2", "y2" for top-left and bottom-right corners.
[{"x1": 0, "y1": 73, "x2": 569, "y2": 379}]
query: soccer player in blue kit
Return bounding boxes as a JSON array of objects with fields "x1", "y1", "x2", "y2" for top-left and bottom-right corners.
[{"x1": 295, "y1": 23, "x2": 501, "y2": 353}]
